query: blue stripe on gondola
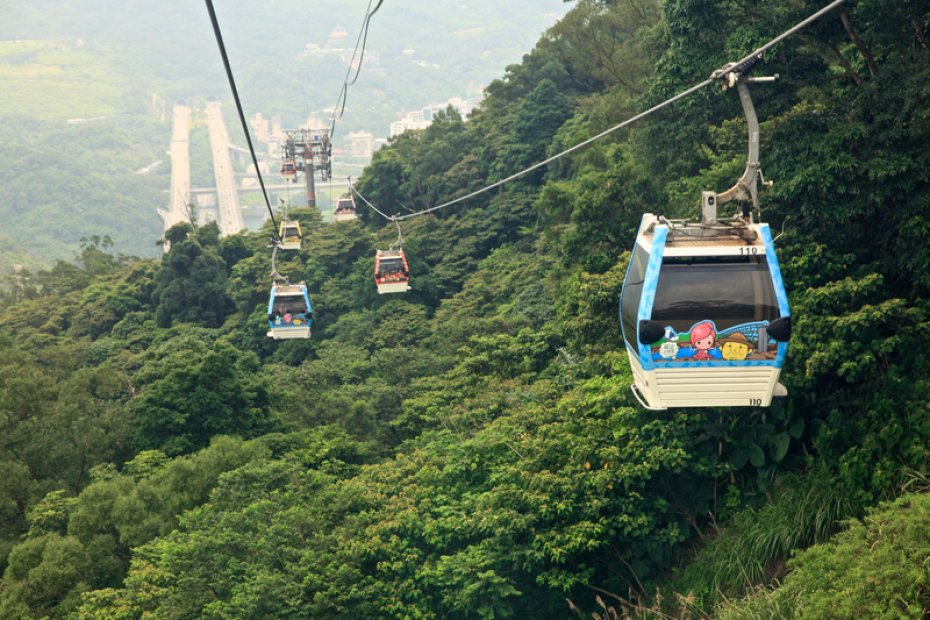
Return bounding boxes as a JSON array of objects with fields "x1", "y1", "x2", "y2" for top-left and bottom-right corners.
[
  {"x1": 653, "y1": 359, "x2": 779, "y2": 369},
  {"x1": 637, "y1": 226, "x2": 667, "y2": 371},
  {"x1": 761, "y1": 224, "x2": 789, "y2": 369},
  {"x1": 302, "y1": 285, "x2": 313, "y2": 317},
  {"x1": 761, "y1": 224, "x2": 789, "y2": 317}
]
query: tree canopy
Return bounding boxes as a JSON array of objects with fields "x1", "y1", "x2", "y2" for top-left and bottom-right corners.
[{"x1": 1, "y1": 1, "x2": 929, "y2": 617}]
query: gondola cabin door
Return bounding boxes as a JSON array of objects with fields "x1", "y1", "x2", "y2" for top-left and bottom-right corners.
[{"x1": 620, "y1": 214, "x2": 790, "y2": 409}]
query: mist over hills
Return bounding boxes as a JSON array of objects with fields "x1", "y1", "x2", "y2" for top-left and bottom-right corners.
[{"x1": 0, "y1": 0, "x2": 567, "y2": 272}]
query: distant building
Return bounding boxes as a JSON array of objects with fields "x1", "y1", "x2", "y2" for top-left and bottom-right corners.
[
  {"x1": 303, "y1": 114, "x2": 326, "y2": 131},
  {"x1": 270, "y1": 116, "x2": 284, "y2": 141},
  {"x1": 389, "y1": 116, "x2": 431, "y2": 137},
  {"x1": 345, "y1": 131, "x2": 374, "y2": 158},
  {"x1": 389, "y1": 95, "x2": 481, "y2": 137},
  {"x1": 250, "y1": 113, "x2": 270, "y2": 143},
  {"x1": 327, "y1": 26, "x2": 348, "y2": 48}
]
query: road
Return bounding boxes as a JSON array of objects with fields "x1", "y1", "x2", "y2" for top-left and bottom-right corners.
[
  {"x1": 158, "y1": 103, "x2": 192, "y2": 237},
  {"x1": 205, "y1": 101, "x2": 245, "y2": 235}
]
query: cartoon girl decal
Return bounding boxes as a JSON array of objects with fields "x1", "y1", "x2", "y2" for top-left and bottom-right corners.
[{"x1": 689, "y1": 321, "x2": 718, "y2": 361}]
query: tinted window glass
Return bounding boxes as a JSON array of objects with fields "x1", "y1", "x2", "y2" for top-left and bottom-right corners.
[
  {"x1": 378, "y1": 258, "x2": 405, "y2": 275},
  {"x1": 651, "y1": 256, "x2": 779, "y2": 333},
  {"x1": 273, "y1": 294, "x2": 308, "y2": 315},
  {"x1": 620, "y1": 245, "x2": 649, "y2": 348}
]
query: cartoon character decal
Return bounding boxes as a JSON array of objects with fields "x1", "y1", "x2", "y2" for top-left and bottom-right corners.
[
  {"x1": 650, "y1": 319, "x2": 781, "y2": 363},
  {"x1": 658, "y1": 327, "x2": 680, "y2": 359},
  {"x1": 719, "y1": 332, "x2": 752, "y2": 361},
  {"x1": 688, "y1": 321, "x2": 720, "y2": 361}
]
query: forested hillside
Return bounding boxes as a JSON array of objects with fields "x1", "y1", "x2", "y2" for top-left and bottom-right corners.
[{"x1": 1, "y1": 0, "x2": 929, "y2": 618}]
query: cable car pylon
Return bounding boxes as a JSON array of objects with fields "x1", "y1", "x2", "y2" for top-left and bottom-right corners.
[{"x1": 620, "y1": 57, "x2": 791, "y2": 410}]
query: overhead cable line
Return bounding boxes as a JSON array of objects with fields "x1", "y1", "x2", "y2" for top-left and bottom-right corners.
[
  {"x1": 329, "y1": 0, "x2": 385, "y2": 138},
  {"x1": 354, "y1": 0, "x2": 846, "y2": 224},
  {"x1": 348, "y1": 180, "x2": 395, "y2": 221},
  {"x1": 204, "y1": 0, "x2": 282, "y2": 242}
]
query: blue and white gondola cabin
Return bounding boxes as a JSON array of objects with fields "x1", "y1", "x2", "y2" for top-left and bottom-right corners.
[
  {"x1": 267, "y1": 283, "x2": 313, "y2": 339},
  {"x1": 620, "y1": 213, "x2": 790, "y2": 409}
]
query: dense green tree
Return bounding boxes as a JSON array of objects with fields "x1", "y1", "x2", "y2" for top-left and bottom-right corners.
[
  {"x1": 152, "y1": 222, "x2": 232, "y2": 328},
  {"x1": 129, "y1": 339, "x2": 276, "y2": 455}
]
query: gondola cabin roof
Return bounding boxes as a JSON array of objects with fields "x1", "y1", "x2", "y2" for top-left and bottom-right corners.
[
  {"x1": 271, "y1": 283, "x2": 308, "y2": 297},
  {"x1": 634, "y1": 213, "x2": 767, "y2": 257}
]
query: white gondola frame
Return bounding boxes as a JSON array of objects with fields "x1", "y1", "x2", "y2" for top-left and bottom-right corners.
[{"x1": 621, "y1": 214, "x2": 790, "y2": 409}]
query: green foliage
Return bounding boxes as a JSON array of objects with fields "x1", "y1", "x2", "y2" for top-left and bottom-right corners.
[
  {"x1": 720, "y1": 491, "x2": 930, "y2": 619},
  {"x1": 664, "y1": 467, "x2": 861, "y2": 615},
  {"x1": 1, "y1": 1, "x2": 930, "y2": 617},
  {"x1": 26, "y1": 491, "x2": 78, "y2": 539},
  {"x1": 129, "y1": 339, "x2": 276, "y2": 455},
  {"x1": 152, "y1": 222, "x2": 232, "y2": 328},
  {"x1": 0, "y1": 534, "x2": 91, "y2": 619},
  {"x1": 0, "y1": 437, "x2": 268, "y2": 619}
]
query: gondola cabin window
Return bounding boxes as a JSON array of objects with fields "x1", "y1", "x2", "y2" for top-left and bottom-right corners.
[
  {"x1": 620, "y1": 245, "x2": 649, "y2": 349},
  {"x1": 649, "y1": 255, "x2": 781, "y2": 362},
  {"x1": 378, "y1": 257, "x2": 406, "y2": 277}
]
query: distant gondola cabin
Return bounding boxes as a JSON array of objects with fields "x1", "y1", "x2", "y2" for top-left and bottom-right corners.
[
  {"x1": 620, "y1": 214, "x2": 790, "y2": 409},
  {"x1": 267, "y1": 283, "x2": 313, "y2": 339},
  {"x1": 334, "y1": 196, "x2": 358, "y2": 222},
  {"x1": 278, "y1": 221, "x2": 302, "y2": 250},
  {"x1": 374, "y1": 249, "x2": 411, "y2": 294},
  {"x1": 280, "y1": 159, "x2": 297, "y2": 178}
]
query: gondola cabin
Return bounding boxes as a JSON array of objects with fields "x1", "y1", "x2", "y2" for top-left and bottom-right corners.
[
  {"x1": 374, "y1": 249, "x2": 411, "y2": 294},
  {"x1": 620, "y1": 213, "x2": 790, "y2": 409},
  {"x1": 267, "y1": 283, "x2": 313, "y2": 339},
  {"x1": 280, "y1": 158, "x2": 297, "y2": 179},
  {"x1": 278, "y1": 220, "x2": 302, "y2": 251},
  {"x1": 334, "y1": 196, "x2": 358, "y2": 222}
]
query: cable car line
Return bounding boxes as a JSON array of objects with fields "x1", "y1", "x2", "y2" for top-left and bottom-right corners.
[
  {"x1": 203, "y1": 0, "x2": 283, "y2": 244},
  {"x1": 348, "y1": 0, "x2": 846, "y2": 225},
  {"x1": 329, "y1": 0, "x2": 385, "y2": 138},
  {"x1": 202, "y1": 0, "x2": 845, "y2": 333},
  {"x1": 348, "y1": 181, "x2": 395, "y2": 221}
]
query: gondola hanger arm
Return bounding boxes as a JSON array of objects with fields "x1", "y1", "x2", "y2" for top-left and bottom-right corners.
[{"x1": 703, "y1": 60, "x2": 779, "y2": 224}]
